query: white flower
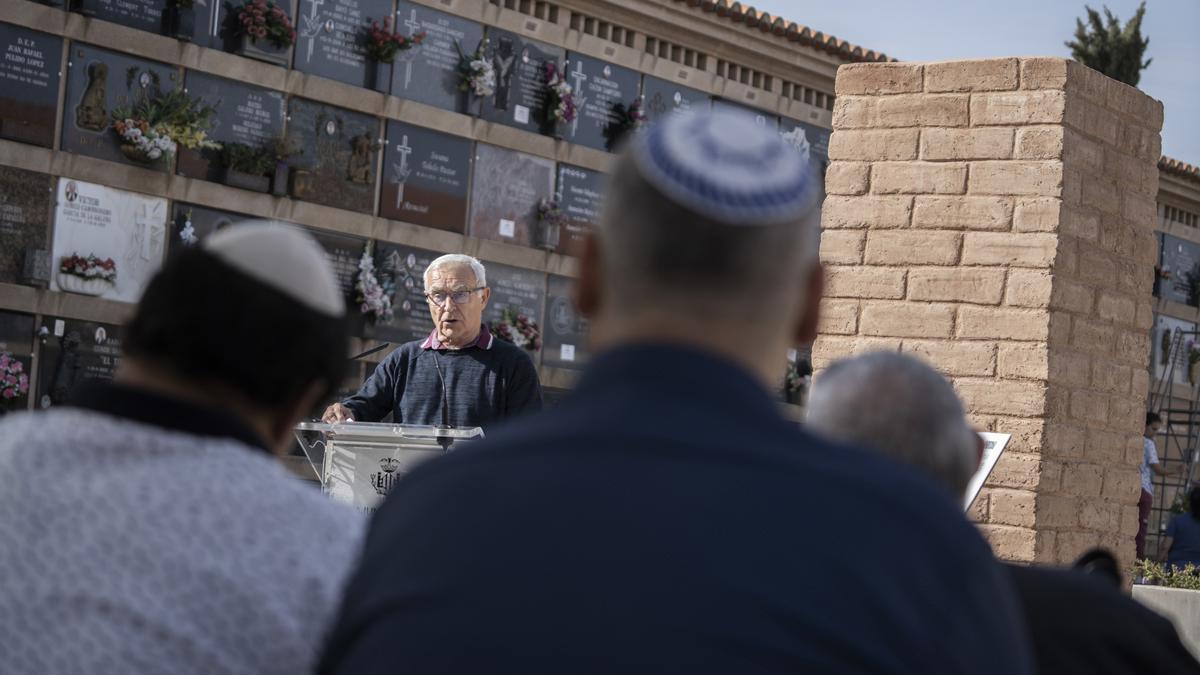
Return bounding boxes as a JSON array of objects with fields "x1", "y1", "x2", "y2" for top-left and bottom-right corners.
[{"x1": 147, "y1": 148, "x2": 162, "y2": 160}]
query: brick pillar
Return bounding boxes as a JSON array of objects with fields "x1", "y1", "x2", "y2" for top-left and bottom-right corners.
[{"x1": 814, "y1": 58, "x2": 1163, "y2": 570}]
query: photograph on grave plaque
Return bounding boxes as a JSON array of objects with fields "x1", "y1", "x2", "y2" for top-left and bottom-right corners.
[
  {"x1": 1153, "y1": 314, "x2": 1197, "y2": 386},
  {"x1": 50, "y1": 179, "x2": 167, "y2": 303},
  {"x1": 35, "y1": 317, "x2": 121, "y2": 409},
  {"x1": 362, "y1": 242, "x2": 438, "y2": 344},
  {"x1": 712, "y1": 99, "x2": 779, "y2": 130},
  {"x1": 468, "y1": 143, "x2": 554, "y2": 247},
  {"x1": 541, "y1": 275, "x2": 588, "y2": 370},
  {"x1": 0, "y1": 24, "x2": 63, "y2": 147},
  {"x1": 562, "y1": 53, "x2": 640, "y2": 152},
  {"x1": 177, "y1": 71, "x2": 287, "y2": 186},
  {"x1": 286, "y1": 98, "x2": 381, "y2": 214},
  {"x1": 780, "y1": 117, "x2": 830, "y2": 182},
  {"x1": 295, "y1": 0, "x2": 391, "y2": 89},
  {"x1": 380, "y1": 121, "x2": 471, "y2": 233},
  {"x1": 61, "y1": 45, "x2": 182, "y2": 169},
  {"x1": 483, "y1": 261, "x2": 546, "y2": 364},
  {"x1": 641, "y1": 76, "x2": 709, "y2": 125},
  {"x1": 0, "y1": 310, "x2": 35, "y2": 414},
  {"x1": 555, "y1": 164, "x2": 606, "y2": 257},
  {"x1": 0, "y1": 166, "x2": 53, "y2": 287},
  {"x1": 74, "y1": 0, "x2": 169, "y2": 35},
  {"x1": 479, "y1": 29, "x2": 565, "y2": 135},
  {"x1": 391, "y1": 1, "x2": 481, "y2": 113},
  {"x1": 1161, "y1": 234, "x2": 1200, "y2": 307}
]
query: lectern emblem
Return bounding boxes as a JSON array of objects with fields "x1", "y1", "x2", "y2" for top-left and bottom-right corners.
[{"x1": 370, "y1": 457, "x2": 402, "y2": 496}]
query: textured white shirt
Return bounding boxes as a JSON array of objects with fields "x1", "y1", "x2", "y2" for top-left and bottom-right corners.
[{"x1": 0, "y1": 407, "x2": 366, "y2": 674}]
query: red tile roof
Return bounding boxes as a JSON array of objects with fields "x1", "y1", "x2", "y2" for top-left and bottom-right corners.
[
  {"x1": 1161, "y1": 156, "x2": 1200, "y2": 186},
  {"x1": 674, "y1": 0, "x2": 894, "y2": 63}
]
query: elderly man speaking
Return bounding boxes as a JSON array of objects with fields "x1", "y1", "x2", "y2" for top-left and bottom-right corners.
[{"x1": 322, "y1": 254, "x2": 541, "y2": 429}]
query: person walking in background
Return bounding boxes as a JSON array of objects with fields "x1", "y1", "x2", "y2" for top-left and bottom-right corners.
[
  {"x1": 0, "y1": 223, "x2": 366, "y2": 674},
  {"x1": 318, "y1": 111, "x2": 1032, "y2": 675},
  {"x1": 807, "y1": 352, "x2": 1200, "y2": 675},
  {"x1": 1140, "y1": 412, "x2": 1185, "y2": 559},
  {"x1": 1161, "y1": 488, "x2": 1200, "y2": 572}
]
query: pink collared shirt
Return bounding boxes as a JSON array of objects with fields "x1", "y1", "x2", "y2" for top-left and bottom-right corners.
[{"x1": 420, "y1": 323, "x2": 495, "y2": 351}]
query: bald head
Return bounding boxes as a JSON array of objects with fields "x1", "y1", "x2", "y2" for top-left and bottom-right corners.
[{"x1": 806, "y1": 352, "x2": 980, "y2": 499}]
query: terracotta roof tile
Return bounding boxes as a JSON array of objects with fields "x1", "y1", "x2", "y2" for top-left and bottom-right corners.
[
  {"x1": 1161, "y1": 156, "x2": 1200, "y2": 185},
  {"x1": 674, "y1": 0, "x2": 893, "y2": 63}
]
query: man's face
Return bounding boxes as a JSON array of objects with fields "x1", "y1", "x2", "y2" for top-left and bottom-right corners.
[
  {"x1": 426, "y1": 264, "x2": 490, "y2": 347},
  {"x1": 1147, "y1": 421, "x2": 1163, "y2": 438}
]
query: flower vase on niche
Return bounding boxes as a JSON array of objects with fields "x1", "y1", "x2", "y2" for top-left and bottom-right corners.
[
  {"x1": 110, "y1": 79, "x2": 219, "y2": 170},
  {"x1": 231, "y1": 0, "x2": 295, "y2": 68},
  {"x1": 362, "y1": 17, "x2": 424, "y2": 94},
  {"x1": 541, "y1": 60, "x2": 576, "y2": 141},
  {"x1": 218, "y1": 142, "x2": 272, "y2": 193},
  {"x1": 57, "y1": 254, "x2": 116, "y2": 296},
  {"x1": 536, "y1": 198, "x2": 565, "y2": 252}
]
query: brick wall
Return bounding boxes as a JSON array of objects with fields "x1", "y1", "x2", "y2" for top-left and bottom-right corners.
[{"x1": 814, "y1": 58, "x2": 1163, "y2": 570}]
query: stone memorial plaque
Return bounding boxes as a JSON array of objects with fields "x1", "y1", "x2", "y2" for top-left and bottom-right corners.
[
  {"x1": 562, "y1": 53, "x2": 640, "y2": 151},
  {"x1": 76, "y1": 0, "x2": 169, "y2": 34},
  {"x1": 176, "y1": 71, "x2": 286, "y2": 182},
  {"x1": 380, "y1": 121, "x2": 471, "y2": 233},
  {"x1": 541, "y1": 275, "x2": 588, "y2": 369},
  {"x1": 35, "y1": 316, "x2": 121, "y2": 409},
  {"x1": 1161, "y1": 234, "x2": 1200, "y2": 307},
  {"x1": 641, "y1": 76, "x2": 709, "y2": 124},
  {"x1": 51, "y1": 178, "x2": 167, "y2": 304},
  {"x1": 467, "y1": 143, "x2": 554, "y2": 247},
  {"x1": 0, "y1": 24, "x2": 63, "y2": 147},
  {"x1": 484, "y1": 261, "x2": 545, "y2": 363},
  {"x1": 780, "y1": 117, "x2": 831, "y2": 190},
  {"x1": 1153, "y1": 314, "x2": 1196, "y2": 386},
  {"x1": 479, "y1": 29, "x2": 564, "y2": 135},
  {"x1": 0, "y1": 166, "x2": 53, "y2": 287},
  {"x1": 0, "y1": 310, "x2": 35, "y2": 414},
  {"x1": 309, "y1": 226, "x2": 369, "y2": 337},
  {"x1": 62, "y1": 44, "x2": 179, "y2": 169},
  {"x1": 295, "y1": 0, "x2": 391, "y2": 88},
  {"x1": 712, "y1": 98, "x2": 779, "y2": 130},
  {"x1": 555, "y1": 163, "x2": 605, "y2": 257},
  {"x1": 287, "y1": 98, "x2": 380, "y2": 214},
  {"x1": 168, "y1": 202, "x2": 249, "y2": 254},
  {"x1": 391, "y1": 1, "x2": 482, "y2": 113},
  {"x1": 362, "y1": 242, "x2": 438, "y2": 344}
]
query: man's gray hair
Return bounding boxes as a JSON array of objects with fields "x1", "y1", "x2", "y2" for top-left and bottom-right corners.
[
  {"x1": 596, "y1": 149, "x2": 819, "y2": 319},
  {"x1": 424, "y1": 254, "x2": 487, "y2": 288},
  {"x1": 806, "y1": 352, "x2": 980, "y2": 498}
]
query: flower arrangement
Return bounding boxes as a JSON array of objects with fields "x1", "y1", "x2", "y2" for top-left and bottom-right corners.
[
  {"x1": 456, "y1": 39, "x2": 495, "y2": 98},
  {"x1": 491, "y1": 309, "x2": 541, "y2": 352},
  {"x1": 363, "y1": 16, "x2": 426, "y2": 64},
  {"x1": 356, "y1": 243, "x2": 394, "y2": 321},
  {"x1": 536, "y1": 197, "x2": 567, "y2": 251},
  {"x1": 0, "y1": 352, "x2": 29, "y2": 404},
  {"x1": 111, "y1": 79, "x2": 219, "y2": 163},
  {"x1": 220, "y1": 141, "x2": 277, "y2": 176},
  {"x1": 604, "y1": 95, "x2": 646, "y2": 149},
  {"x1": 542, "y1": 60, "x2": 576, "y2": 126},
  {"x1": 233, "y1": 0, "x2": 297, "y2": 49},
  {"x1": 179, "y1": 210, "x2": 199, "y2": 246},
  {"x1": 60, "y1": 253, "x2": 117, "y2": 282},
  {"x1": 1136, "y1": 560, "x2": 1200, "y2": 590},
  {"x1": 783, "y1": 358, "x2": 812, "y2": 404}
]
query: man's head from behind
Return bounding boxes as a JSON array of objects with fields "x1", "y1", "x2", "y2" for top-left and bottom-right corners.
[
  {"x1": 806, "y1": 352, "x2": 981, "y2": 499},
  {"x1": 122, "y1": 222, "x2": 349, "y2": 454},
  {"x1": 423, "y1": 254, "x2": 490, "y2": 348},
  {"x1": 575, "y1": 110, "x2": 823, "y2": 383}
]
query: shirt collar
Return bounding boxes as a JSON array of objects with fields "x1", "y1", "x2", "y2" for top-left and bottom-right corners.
[
  {"x1": 69, "y1": 381, "x2": 272, "y2": 454},
  {"x1": 421, "y1": 323, "x2": 494, "y2": 351}
]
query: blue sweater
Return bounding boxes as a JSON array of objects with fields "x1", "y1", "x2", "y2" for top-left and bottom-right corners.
[
  {"x1": 320, "y1": 344, "x2": 1032, "y2": 674},
  {"x1": 341, "y1": 338, "x2": 542, "y2": 430}
]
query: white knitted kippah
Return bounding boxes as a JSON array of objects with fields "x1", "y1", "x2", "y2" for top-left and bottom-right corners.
[
  {"x1": 202, "y1": 221, "x2": 345, "y2": 317},
  {"x1": 631, "y1": 109, "x2": 819, "y2": 226}
]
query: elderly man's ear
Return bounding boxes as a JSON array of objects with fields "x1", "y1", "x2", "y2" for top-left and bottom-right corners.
[{"x1": 792, "y1": 263, "x2": 824, "y2": 345}]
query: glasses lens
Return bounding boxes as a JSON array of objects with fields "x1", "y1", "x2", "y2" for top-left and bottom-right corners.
[
  {"x1": 451, "y1": 291, "x2": 471, "y2": 304},
  {"x1": 429, "y1": 292, "x2": 448, "y2": 304}
]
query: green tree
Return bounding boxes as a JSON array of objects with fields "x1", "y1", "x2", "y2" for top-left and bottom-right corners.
[{"x1": 1066, "y1": 2, "x2": 1152, "y2": 87}]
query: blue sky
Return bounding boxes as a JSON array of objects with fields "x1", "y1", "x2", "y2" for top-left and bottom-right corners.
[{"x1": 752, "y1": 0, "x2": 1200, "y2": 163}]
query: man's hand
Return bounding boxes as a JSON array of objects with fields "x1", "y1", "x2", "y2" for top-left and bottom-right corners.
[{"x1": 322, "y1": 402, "x2": 355, "y2": 424}]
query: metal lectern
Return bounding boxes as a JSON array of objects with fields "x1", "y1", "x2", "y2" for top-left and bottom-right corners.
[{"x1": 294, "y1": 421, "x2": 483, "y2": 511}]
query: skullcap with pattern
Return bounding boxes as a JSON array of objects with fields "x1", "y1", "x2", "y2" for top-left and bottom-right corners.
[
  {"x1": 631, "y1": 109, "x2": 819, "y2": 226},
  {"x1": 202, "y1": 220, "x2": 345, "y2": 317}
]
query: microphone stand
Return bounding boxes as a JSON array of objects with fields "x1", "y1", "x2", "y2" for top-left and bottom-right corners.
[{"x1": 430, "y1": 351, "x2": 454, "y2": 452}]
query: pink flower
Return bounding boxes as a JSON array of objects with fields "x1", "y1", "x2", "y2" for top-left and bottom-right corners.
[{"x1": 2, "y1": 389, "x2": 13, "y2": 400}]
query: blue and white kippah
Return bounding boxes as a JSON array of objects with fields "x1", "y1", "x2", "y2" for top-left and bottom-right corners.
[{"x1": 632, "y1": 109, "x2": 819, "y2": 227}]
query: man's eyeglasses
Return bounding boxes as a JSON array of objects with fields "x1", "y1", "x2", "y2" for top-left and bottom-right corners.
[{"x1": 425, "y1": 287, "x2": 485, "y2": 305}]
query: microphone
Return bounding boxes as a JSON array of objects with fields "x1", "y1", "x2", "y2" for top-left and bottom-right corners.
[
  {"x1": 430, "y1": 351, "x2": 453, "y2": 452},
  {"x1": 350, "y1": 342, "x2": 390, "y2": 361}
]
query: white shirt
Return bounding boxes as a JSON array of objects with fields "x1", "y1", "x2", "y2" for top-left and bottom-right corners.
[
  {"x1": 1142, "y1": 436, "x2": 1160, "y2": 494},
  {"x1": 0, "y1": 407, "x2": 366, "y2": 674}
]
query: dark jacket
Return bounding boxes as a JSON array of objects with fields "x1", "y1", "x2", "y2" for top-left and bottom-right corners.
[{"x1": 320, "y1": 344, "x2": 1032, "y2": 674}]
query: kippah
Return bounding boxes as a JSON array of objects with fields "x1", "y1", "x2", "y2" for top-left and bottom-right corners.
[
  {"x1": 203, "y1": 221, "x2": 345, "y2": 317},
  {"x1": 631, "y1": 109, "x2": 819, "y2": 226}
]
